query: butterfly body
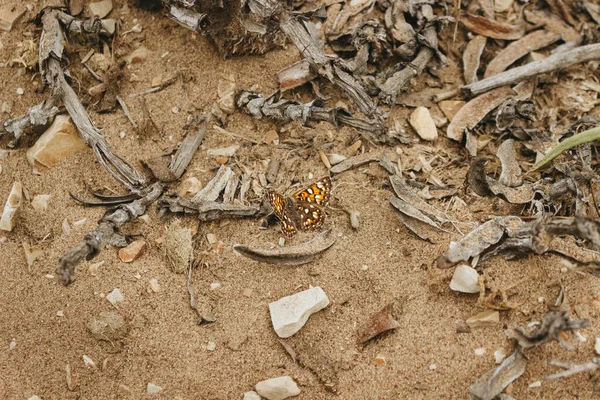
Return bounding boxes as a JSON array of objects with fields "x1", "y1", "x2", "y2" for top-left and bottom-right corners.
[{"x1": 268, "y1": 177, "x2": 331, "y2": 237}]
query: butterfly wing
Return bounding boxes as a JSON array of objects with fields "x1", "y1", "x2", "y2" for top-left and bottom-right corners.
[
  {"x1": 295, "y1": 201, "x2": 326, "y2": 230},
  {"x1": 293, "y1": 176, "x2": 331, "y2": 207},
  {"x1": 268, "y1": 191, "x2": 298, "y2": 237}
]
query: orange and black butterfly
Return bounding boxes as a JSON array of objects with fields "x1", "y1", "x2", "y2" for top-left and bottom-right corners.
[{"x1": 267, "y1": 176, "x2": 331, "y2": 237}]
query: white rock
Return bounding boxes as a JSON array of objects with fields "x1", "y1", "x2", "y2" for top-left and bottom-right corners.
[
  {"x1": 106, "y1": 288, "x2": 124, "y2": 306},
  {"x1": 31, "y1": 194, "x2": 51, "y2": 211},
  {"x1": 243, "y1": 391, "x2": 262, "y2": 400},
  {"x1": 207, "y1": 145, "x2": 239, "y2": 158},
  {"x1": 529, "y1": 380, "x2": 542, "y2": 388},
  {"x1": 474, "y1": 348, "x2": 486, "y2": 356},
  {"x1": 494, "y1": 349, "x2": 506, "y2": 364},
  {"x1": 0, "y1": 182, "x2": 23, "y2": 231},
  {"x1": 449, "y1": 264, "x2": 480, "y2": 293},
  {"x1": 57, "y1": 310, "x2": 64, "y2": 317},
  {"x1": 147, "y1": 383, "x2": 163, "y2": 395},
  {"x1": 89, "y1": 0, "x2": 113, "y2": 18},
  {"x1": 429, "y1": 363, "x2": 437, "y2": 370},
  {"x1": 210, "y1": 282, "x2": 222, "y2": 291},
  {"x1": 409, "y1": 106, "x2": 438, "y2": 141},
  {"x1": 269, "y1": 286, "x2": 329, "y2": 338},
  {"x1": 16, "y1": 88, "x2": 24, "y2": 95},
  {"x1": 206, "y1": 341, "x2": 216, "y2": 351},
  {"x1": 466, "y1": 310, "x2": 499, "y2": 329},
  {"x1": 9, "y1": 338, "x2": 16, "y2": 350},
  {"x1": 595, "y1": 338, "x2": 600, "y2": 355},
  {"x1": 82, "y1": 354, "x2": 96, "y2": 367},
  {"x1": 27, "y1": 396, "x2": 41, "y2": 400},
  {"x1": 328, "y1": 153, "x2": 346, "y2": 165},
  {"x1": 255, "y1": 376, "x2": 301, "y2": 400},
  {"x1": 149, "y1": 278, "x2": 160, "y2": 293}
]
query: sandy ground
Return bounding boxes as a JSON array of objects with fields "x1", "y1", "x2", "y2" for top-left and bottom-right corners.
[{"x1": 1, "y1": 1, "x2": 600, "y2": 399}]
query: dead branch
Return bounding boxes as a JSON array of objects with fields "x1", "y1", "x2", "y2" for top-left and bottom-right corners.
[
  {"x1": 236, "y1": 90, "x2": 386, "y2": 140},
  {"x1": 57, "y1": 183, "x2": 164, "y2": 285},
  {"x1": 1, "y1": 100, "x2": 61, "y2": 144},
  {"x1": 158, "y1": 196, "x2": 261, "y2": 221},
  {"x1": 278, "y1": 12, "x2": 378, "y2": 118},
  {"x1": 462, "y1": 43, "x2": 600, "y2": 97},
  {"x1": 379, "y1": 5, "x2": 439, "y2": 105}
]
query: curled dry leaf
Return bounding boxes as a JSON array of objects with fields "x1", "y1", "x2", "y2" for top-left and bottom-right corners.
[
  {"x1": 524, "y1": 10, "x2": 581, "y2": 42},
  {"x1": 234, "y1": 229, "x2": 336, "y2": 266},
  {"x1": 389, "y1": 175, "x2": 449, "y2": 225},
  {"x1": 484, "y1": 30, "x2": 560, "y2": 79},
  {"x1": 357, "y1": 303, "x2": 400, "y2": 345},
  {"x1": 461, "y1": 13, "x2": 525, "y2": 40},
  {"x1": 507, "y1": 311, "x2": 589, "y2": 350},
  {"x1": 447, "y1": 87, "x2": 515, "y2": 141},
  {"x1": 390, "y1": 196, "x2": 443, "y2": 232},
  {"x1": 463, "y1": 36, "x2": 487, "y2": 85},
  {"x1": 468, "y1": 157, "x2": 533, "y2": 203},
  {"x1": 469, "y1": 348, "x2": 527, "y2": 400}
]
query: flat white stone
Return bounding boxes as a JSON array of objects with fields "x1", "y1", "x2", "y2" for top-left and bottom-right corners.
[
  {"x1": 89, "y1": 0, "x2": 113, "y2": 18},
  {"x1": 255, "y1": 376, "x2": 300, "y2": 400},
  {"x1": 450, "y1": 264, "x2": 480, "y2": 293},
  {"x1": 147, "y1": 383, "x2": 163, "y2": 394},
  {"x1": 409, "y1": 106, "x2": 438, "y2": 141},
  {"x1": 595, "y1": 338, "x2": 600, "y2": 355},
  {"x1": 269, "y1": 286, "x2": 329, "y2": 338}
]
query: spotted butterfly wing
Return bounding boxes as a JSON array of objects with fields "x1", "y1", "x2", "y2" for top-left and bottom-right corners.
[
  {"x1": 268, "y1": 191, "x2": 298, "y2": 236},
  {"x1": 293, "y1": 176, "x2": 331, "y2": 207},
  {"x1": 296, "y1": 201, "x2": 326, "y2": 230}
]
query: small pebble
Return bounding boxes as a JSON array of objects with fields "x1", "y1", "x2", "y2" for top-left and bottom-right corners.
[
  {"x1": 595, "y1": 338, "x2": 600, "y2": 355},
  {"x1": 494, "y1": 349, "x2": 506, "y2": 364},
  {"x1": 82, "y1": 354, "x2": 96, "y2": 367},
  {"x1": 9, "y1": 338, "x2": 16, "y2": 350},
  {"x1": 210, "y1": 282, "x2": 222, "y2": 291},
  {"x1": 528, "y1": 381, "x2": 542, "y2": 388},
  {"x1": 374, "y1": 354, "x2": 386, "y2": 365},
  {"x1": 106, "y1": 288, "x2": 124, "y2": 306},
  {"x1": 118, "y1": 240, "x2": 147, "y2": 263},
  {"x1": 206, "y1": 341, "x2": 216, "y2": 351},
  {"x1": 360, "y1": 265, "x2": 369, "y2": 271},
  {"x1": 16, "y1": 88, "x2": 24, "y2": 95},
  {"x1": 149, "y1": 278, "x2": 160, "y2": 293},
  {"x1": 278, "y1": 237, "x2": 285, "y2": 247},
  {"x1": 147, "y1": 383, "x2": 163, "y2": 395},
  {"x1": 45, "y1": 274, "x2": 54, "y2": 279},
  {"x1": 57, "y1": 310, "x2": 64, "y2": 317},
  {"x1": 119, "y1": 131, "x2": 126, "y2": 139},
  {"x1": 429, "y1": 363, "x2": 437, "y2": 370},
  {"x1": 206, "y1": 233, "x2": 217, "y2": 244},
  {"x1": 474, "y1": 348, "x2": 486, "y2": 356}
]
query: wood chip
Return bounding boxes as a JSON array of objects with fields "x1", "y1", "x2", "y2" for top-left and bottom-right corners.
[{"x1": 357, "y1": 303, "x2": 400, "y2": 345}]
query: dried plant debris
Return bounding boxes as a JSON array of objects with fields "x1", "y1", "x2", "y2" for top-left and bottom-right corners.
[
  {"x1": 546, "y1": 359, "x2": 600, "y2": 381},
  {"x1": 496, "y1": 139, "x2": 522, "y2": 187},
  {"x1": 164, "y1": 222, "x2": 193, "y2": 274},
  {"x1": 437, "y1": 217, "x2": 516, "y2": 269},
  {"x1": 447, "y1": 87, "x2": 515, "y2": 141},
  {"x1": 280, "y1": 340, "x2": 338, "y2": 393},
  {"x1": 467, "y1": 157, "x2": 534, "y2": 204},
  {"x1": 507, "y1": 311, "x2": 589, "y2": 350},
  {"x1": 484, "y1": 30, "x2": 560, "y2": 79},
  {"x1": 469, "y1": 348, "x2": 527, "y2": 400},
  {"x1": 462, "y1": 43, "x2": 600, "y2": 97},
  {"x1": 438, "y1": 216, "x2": 600, "y2": 270},
  {"x1": 461, "y1": 12, "x2": 525, "y2": 40},
  {"x1": 463, "y1": 36, "x2": 487, "y2": 85},
  {"x1": 234, "y1": 229, "x2": 336, "y2": 266},
  {"x1": 389, "y1": 175, "x2": 449, "y2": 227},
  {"x1": 356, "y1": 303, "x2": 400, "y2": 345}
]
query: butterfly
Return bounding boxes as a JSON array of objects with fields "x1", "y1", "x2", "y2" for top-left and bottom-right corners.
[{"x1": 267, "y1": 176, "x2": 332, "y2": 237}]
